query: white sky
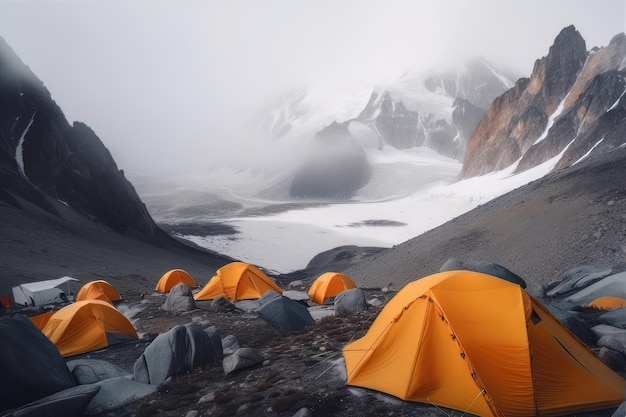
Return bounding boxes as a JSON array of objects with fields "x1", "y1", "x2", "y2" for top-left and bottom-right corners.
[{"x1": 0, "y1": 0, "x2": 624, "y2": 174}]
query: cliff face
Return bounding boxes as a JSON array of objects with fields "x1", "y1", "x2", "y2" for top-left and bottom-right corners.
[
  {"x1": 461, "y1": 26, "x2": 626, "y2": 178},
  {"x1": 0, "y1": 36, "x2": 161, "y2": 238}
]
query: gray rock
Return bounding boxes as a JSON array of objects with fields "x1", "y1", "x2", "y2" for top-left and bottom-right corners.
[
  {"x1": 7, "y1": 384, "x2": 100, "y2": 417},
  {"x1": 133, "y1": 323, "x2": 223, "y2": 385},
  {"x1": 258, "y1": 290, "x2": 282, "y2": 305},
  {"x1": 221, "y1": 334, "x2": 240, "y2": 356},
  {"x1": 257, "y1": 295, "x2": 315, "y2": 332},
  {"x1": 292, "y1": 408, "x2": 313, "y2": 417},
  {"x1": 600, "y1": 308, "x2": 626, "y2": 329},
  {"x1": 598, "y1": 332, "x2": 626, "y2": 356},
  {"x1": 84, "y1": 376, "x2": 157, "y2": 415},
  {"x1": 223, "y1": 348, "x2": 264, "y2": 375},
  {"x1": 210, "y1": 297, "x2": 236, "y2": 313},
  {"x1": 288, "y1": 280, "x2": 305, "y2": 289},
  {"x1": 598, "y1": 347, "x2": 626, "y2": 372},
  {"x1": 334, "y1": 288, "x2": 367, "y2": 315},
  {"x1": 439, "y1": 258, "x2": 526, "y2": 288},
  {"x1": 566, "y1": 272, "x2": 626, "y2": 305},
  {"x1": 234, "y1": 299, "x2": 261, "y2": 312},
  {"x1": 67, "y1": 359, "x2": 130, "y2": 385},
  {"x1": 282, "y1": 290, "x2": 310, "y2": 302},
  {"x1": 162, "y1": 283, "x2": 196, "y2": 312},
  {"x1": 366, "y1": 297, "x2": 384, "y2": 307},
  {"x1": 546, "y1": 265, "x2": 613, "y2": 297},
  {"x1": 592, "y1": 324, "x2": 626, "y2": 339}
]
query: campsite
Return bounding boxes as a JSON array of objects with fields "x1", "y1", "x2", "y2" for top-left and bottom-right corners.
[{"x1": 3, "y1": 262, "x2": 626, "y2": 417}]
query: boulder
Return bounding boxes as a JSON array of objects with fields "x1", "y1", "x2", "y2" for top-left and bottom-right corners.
[
  {"x1": 439, "y1": 258, "x2": 526, "y2": 288},
  {"x1": 83, "y1": 376, "x2": 157, "y2": 415},
  {"x1": 133, "y1": 323, "x2": 223, "y2": 385},
  {"x1": 545, "y1": 265, "x2": 613, "y2": 298},
  {"x1": 601, "y1": 308, "x2": 626, "y2": 329},
  {"x1": 5, "y1": 385, "x2": 100, "y2": 417},
  {"x1": 598, "y1": 332, "x2": 626, "y2": 356},
  {"x1": 566, "y1": 272, "x2": 626, "y2": 305},
  {"x1": 162, "y1": 283, "x2": 196, "y2": 312},
  {"x1": 257, "y1": 295, "x2": 315, "y2": 332},
  {"x1": 223, "y1": 348, "x2": 264, "y2": 375},
  {"x1": 210, "y1": 297, "x2": 236, "y2": 313},
  {"x1": 334, "y1": 288, "x2": 367, "y2": 315},
  {"x1": 221, "y1": 334, "x2": 240, "y2": 356},
  {"x1": 0, "y1": 314, "x2": 75, "y2": 412},
  {"x1": 598, "y1": 347, "x2": 626, "y2": 373},
  {"x1": 67, "y1": 359, "x2": 130, "y2": 385}
]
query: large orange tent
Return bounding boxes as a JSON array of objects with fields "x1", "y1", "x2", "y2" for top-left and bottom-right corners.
[
  {"x1": 194, "y1": 262, "x2": 283, "y2": 301},
  {"x1": 40, "y1": 300, "x2": 138, "y2": 357},
  {"x1": 343, "y1": 270, "x2": 626, "y2": 417},
  {"x1": 308, "y1": 272, "x2": 357, "y2": 305},
  {"x1": 75, "y1": 280, "x2": 122, "y2": 304},
  {"x1": 155, "y1": 269, "x2": 198, "y2": 293}
]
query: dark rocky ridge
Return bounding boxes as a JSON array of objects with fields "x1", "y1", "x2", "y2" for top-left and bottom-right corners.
[{"x1": 0, "y1": 35, "x2": 232, "y2": 295}]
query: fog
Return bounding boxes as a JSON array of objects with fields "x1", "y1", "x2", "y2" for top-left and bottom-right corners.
[{"x1": 0, "y1": 0, "x2": 624, "y2": 177}]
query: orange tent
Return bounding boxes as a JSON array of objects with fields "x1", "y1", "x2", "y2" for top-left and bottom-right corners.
[
  {"x1": 155, "y1": 269, "x2": 198, "y2": 293},
  {"x1": 40, "y1": 300, "x2": 138, "y2": 357},
  {"x1": 587, "y1": 296, "x2": 626, "y2": 310},
  {"x1": 194, "y1": 262, "x2": 283, "y2": 301},
  {"x1": 308, "y1": 272, "x2": 357, "y2": 305},
  {"x1": 343, "y1": 270, "x2": 625, "y2": 417},
  {"x1": 29, "y1": 311, "x2": 55, "y2": 329},
  {"x1": 75, "y1": 280, "x2": 122, "y2": 304}
]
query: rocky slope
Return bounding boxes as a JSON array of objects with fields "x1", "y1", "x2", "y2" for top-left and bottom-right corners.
[
  {"x1": 340, "y1": 145, "x2": 626, "y2": 298},
  {"x1": 0, "y1": 35, "x2": 232, "y2": 295},
  {"x1": 462, "y1": 25, "x2": 626, "y2": 178}
]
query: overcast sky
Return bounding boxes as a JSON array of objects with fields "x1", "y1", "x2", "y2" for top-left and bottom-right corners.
[{"x1": 0, "y1": 0, "x2": 624, "y2": 175}]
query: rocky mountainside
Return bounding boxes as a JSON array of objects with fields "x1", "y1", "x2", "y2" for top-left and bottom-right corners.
[
  {"x1": 0, "y1": 35, "x2": 232, "y2": 293},
  {"x1": 462, "y1": 25, "x2": 626, "y2": 178},
  {"x1": 0, "y1": 36, "x2": 162, "y2": 238}
]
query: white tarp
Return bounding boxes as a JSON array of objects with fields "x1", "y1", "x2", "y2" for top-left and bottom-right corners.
[{"x1": 12, "y1": 276, "x2": 79, "y2": 307}]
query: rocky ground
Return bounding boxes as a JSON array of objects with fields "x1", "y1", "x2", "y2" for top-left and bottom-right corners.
[{"x1": 72, "y1": 288, "x2": 473, "y2": 417}]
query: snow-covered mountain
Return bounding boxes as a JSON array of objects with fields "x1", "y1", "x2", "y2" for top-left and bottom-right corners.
[{"x1": 252, "y1": 58, "x2": 516, "y2": 200}]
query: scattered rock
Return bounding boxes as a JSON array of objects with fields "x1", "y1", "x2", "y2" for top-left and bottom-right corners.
[
  {"x1": 162, "y1": 283, "x2": 196, "y2": 313},
  {"x1": 223, "y1": 348, "x2": 264, "y2": 375},
  {"x1": 334, "y1": 289, "x2": 367, "y2": 315}
]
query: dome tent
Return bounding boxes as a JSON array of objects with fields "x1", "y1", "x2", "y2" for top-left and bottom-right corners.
[
  {"x1": 195, "y1": 262, "x2": 283, "y2": 301},
  {"x1": 155, "y1": 269, "x2": 198, "y2": 293},
  {"x1": 41, "y1": 300, "x2": 138, "y2": 357},
  {"x1": 308, "y1": 272, "x2": 357, "y2": 305},
  {"x1": 76, "y1": 280, "x2": 122, "y2": 304},
  {"x1": 343, "y1": 270, "x2": 625, "y2": 416}
]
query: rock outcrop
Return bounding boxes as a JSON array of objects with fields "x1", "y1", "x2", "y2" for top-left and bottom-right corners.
[{"x1": 462, "y1": 26, "x2": 626, "y2": 178}]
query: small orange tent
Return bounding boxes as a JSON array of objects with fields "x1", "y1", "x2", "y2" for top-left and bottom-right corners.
[
  {"x1": 343, "y1": 270, "x2": 626, "y2": 417},
  {"x1": 75, "y1": 280, "x2": 122, "y2": 304},
  {"x1": 194, "y1": 262, "x2": 283, "y2": 301},
  {"x1": 308, "y1": 272, "x2": 357, "y2": 305},
  {"x1": 40, "y1": 300, "x2": 138, "y2": 357},
  {"x1": 587, "y1": 296, "x2": 626, "y2": 310},
  {"x1": 155, "y1": 269, "x2": 198, "y2": 293}
]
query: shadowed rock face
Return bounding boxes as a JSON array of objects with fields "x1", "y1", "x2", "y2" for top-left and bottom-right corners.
[
  {"x1": 0, "y1": 36, "x2": 160, "y2": 237},
  {"x1": 462, "y1": 26, "x2": 626, "y2": 178},
  {"x1": 288, "y1": 122, "x2": 371, "y2": 200}
]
